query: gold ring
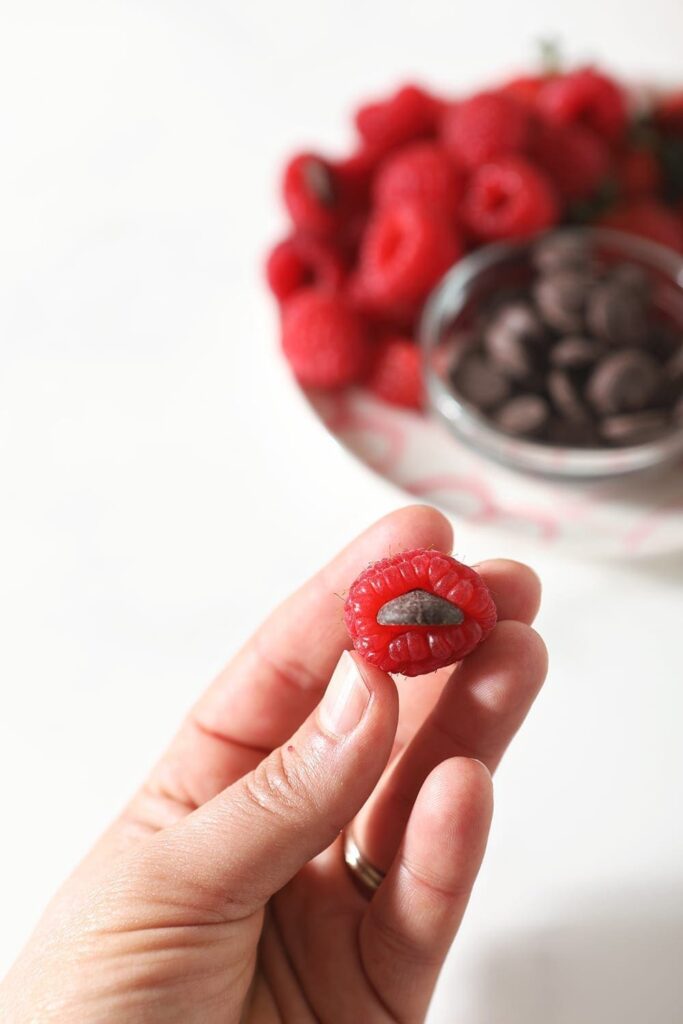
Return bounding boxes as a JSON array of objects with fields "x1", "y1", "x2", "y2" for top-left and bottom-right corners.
[{"x1": 343, "y1": 832, "x2": 385, "y2": 897}]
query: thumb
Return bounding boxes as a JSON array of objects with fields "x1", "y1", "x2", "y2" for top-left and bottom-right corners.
[{"x1": 148, "y1": 651, "x2": 398, "y2": 918}]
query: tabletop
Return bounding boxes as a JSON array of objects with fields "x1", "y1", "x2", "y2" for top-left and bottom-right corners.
[{"x1": 1, "y1": 3, "x2": 682, "y2": 1020}]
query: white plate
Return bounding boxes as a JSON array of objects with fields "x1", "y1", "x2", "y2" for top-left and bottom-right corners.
[{"x1": 311, "y1": 389, "x2": 683, "y2": 558}]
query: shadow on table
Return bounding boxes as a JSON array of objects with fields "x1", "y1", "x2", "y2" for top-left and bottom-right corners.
[
  {"x1": 470, "y1": 882, "x2": 683, "y2": 1024},
  {"x1": 629, "y1": 548, "x2": 683, "y2": 583}
]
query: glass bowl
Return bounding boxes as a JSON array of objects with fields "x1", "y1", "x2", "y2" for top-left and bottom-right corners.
[{"x1": 420, "y1": 228, "x2": 683, "y2": 479}]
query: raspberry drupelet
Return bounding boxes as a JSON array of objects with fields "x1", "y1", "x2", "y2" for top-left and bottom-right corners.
[{"x1": 344, "y1": 548, "x2": 497, "y2": 677}]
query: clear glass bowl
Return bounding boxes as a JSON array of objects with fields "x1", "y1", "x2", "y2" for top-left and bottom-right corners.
[{"x1": 420, "y1": 228, "x2": 683, "y2": 479}]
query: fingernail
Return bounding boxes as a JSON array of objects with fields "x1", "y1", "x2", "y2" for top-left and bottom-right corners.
[{"x1": 319, "y1": 651, "x2": 370, "y2": 737}]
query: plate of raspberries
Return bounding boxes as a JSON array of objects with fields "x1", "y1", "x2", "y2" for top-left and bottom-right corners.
[{"x1": 265, "y1": 64, "x2": 683, "y2": 556}]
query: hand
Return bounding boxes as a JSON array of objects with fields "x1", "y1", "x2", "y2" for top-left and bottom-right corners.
[{"x1": 0, "y1": 506, "x2": 547, "y2": 1024}]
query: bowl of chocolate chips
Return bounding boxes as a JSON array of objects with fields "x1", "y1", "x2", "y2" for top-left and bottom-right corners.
[{"x1": 422, "y1": 228, "x2": 683, "y2": 478}]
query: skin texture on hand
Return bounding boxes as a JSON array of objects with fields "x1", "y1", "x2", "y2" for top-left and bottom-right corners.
[{"x1": 0, "y1": 506, "x2": 547, "y2": 1024}]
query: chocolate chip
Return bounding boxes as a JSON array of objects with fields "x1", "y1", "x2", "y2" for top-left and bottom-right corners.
[
  {"x1": 534, "y1": 270, "x2": 592, "y2": 333},
  {"x1": 452, "y1": 353, "x2": 512, "y2": 408},
  {"x1": 586, "y1": 350, "x2": 661, "y2": 414},
  {"x1": 651, "y1": 325, "x2": 683, "y2": 361},
  {"x1": 550, "y1": 336, "x2": 601, "y2": 369},
  {"x1": 548, "y1": 369, "x2": 591, "y2": 423},
  {"x1": 302, "y1": 157, "x2": 337, "y2": 207},
  {"x1": 443, "y1": 231, "x2": 682, "y2": 451},
  {"x1": 547, "y1": 418, "x2": 600, "y2": 447},
  {"x1": 610, "y1": 262, "x2": 651, "y2": 297},
  {"x1": 586, "y1": 281, "x2": 649, "y2": 347},
  {"x1": 665, "y1": 344, "x2": 683, "y2": 383},
  {"x1": 600, "y1": 411, "x2": 672, "y2": 445},
  {"x1": 376, "y1": 589, "x2": 464, "y2": 626},
  {"x1": 495, "y1": 395, "x2": 550, "y2": 437},
  {"x1": 533, "y1": 232, "x2": 591, "y2": 274},
  {"x1": 484, "y1": 302, "x2": 544, "y2": 380}
]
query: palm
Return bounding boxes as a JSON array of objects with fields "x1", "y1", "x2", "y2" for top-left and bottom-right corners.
[{"x1": 254, "y1": 849, "x2": 390, "y2": 1023}]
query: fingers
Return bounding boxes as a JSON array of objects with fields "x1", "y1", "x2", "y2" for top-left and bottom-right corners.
[
  {"x1": 353, "y1": 620, "x2": 548, "y2": 871},
  {"x1": 475, "y1": 558, "x2": 542, "y2": 625},
  {"x1": 128, "y1": 505, "x2": 452, "y2": 826},
  {"x1": 392, "y1": 557, "x2": 542, "y2": 752},
  {"x1": 202, "y1": 504, "x2": 452, "y2": 748},
  {"x1": 144, "y1": 653, "x2": 399, "y2": 920},
  {"x1": 360, "y1": 758, "x2": 493, "y2": 1024}
]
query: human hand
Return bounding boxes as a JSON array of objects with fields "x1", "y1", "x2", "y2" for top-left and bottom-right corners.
[{"x1": 0, "y1": 506, "x2": 547, "y2": 1023}]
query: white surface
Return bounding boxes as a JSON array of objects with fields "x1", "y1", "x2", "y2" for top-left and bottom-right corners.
[{"x1": 1, "y1": 3, "x2": 682, "y2": 1020}]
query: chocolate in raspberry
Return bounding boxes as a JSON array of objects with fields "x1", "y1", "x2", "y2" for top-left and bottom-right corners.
[
  {"x1": 344, "y1": 548, "x2": 496, "y2": 677},
  {"x1": 283, "y1": 153, "x2": 342, "y2": 235}
]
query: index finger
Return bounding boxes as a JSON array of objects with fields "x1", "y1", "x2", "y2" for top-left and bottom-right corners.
[
  {"x1": 198, "y1": 504, "x2": 454, "y2": 747},
  {"x1": 135, "y1": 506, "x2": 453, "y2": 821}
]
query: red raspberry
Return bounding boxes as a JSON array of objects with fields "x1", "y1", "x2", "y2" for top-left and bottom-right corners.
[
  {"x1": 654, "y1": 91, "x2": 683, "y2": 135},
  {"x1": 599, "y1": 199, "x2": 683, "y2": 253},
  {"x1": 537, "y1": 68, "x2": 627, "y2": 144},
  {"x1": 334, "y1": 147, "x2": 377, "y2": 209},
  {"x1": 280, "y1": 290, "x2": 369, "y2": 389},
  {"x1": 500, "y1": 74, "x2": 548, "y2": 107},
  {"x1": 373, "y1": 142, "x2": 465, "y2": 216},
  {"x1": 441, "y1": 91, "x2": 533, "y2": 170},
  {"x1": 616, "y1": 147, "x2": 662, "y2": 198},
  {"x1": 265, "y1": 235, "x2": 346, "y2": 301},
  {"x1": 356, "y1": 200, "x2": 462, "y2": 312},
  {"x1": 533, "y1": 120, "x2": 611, "y2": 203},
  {"x1": 355, "y1": 84, "x2": 441, "y2": 156},
  {"x1": 347, "y1": 273, "x2": 420, "y2": 334},
  {"x1": 282, "y1": 152, "x2": 345, "y2": 235},
  {"x1": 462, "y1": 156, "x2": 559, "y2": 242},
  {"x1": 344, "y1": 548, "x2": 497, "y2": 676},
  {"x1": 366, "y1": 335, "x2": 423, "y2": 410}
]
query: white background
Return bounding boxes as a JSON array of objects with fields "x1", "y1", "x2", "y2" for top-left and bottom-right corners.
[{"x1": 1, "y1": 2, "x2": 682, "y2": 1021}]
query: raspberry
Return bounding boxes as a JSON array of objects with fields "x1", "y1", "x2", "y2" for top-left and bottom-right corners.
[
  {"x1": 280, "y1": 290, "x2": 369, "y2": 389},
  {"x1": 599, "y1": 199, "x2": 683, "y2": 253},
  {"x1": 334, "y1": 147, "x2": 377, "y2": 209},
  {"x1": 356, "y1": 200, "x2": 462, "y2": 311},
  {"x1": 366, "y1": 335, "x2": 423, "y2": 409},
  {"x1": 265, "y1": 235, "x2": 346, "y2": 301},
  {"x1": 533, "y1": 121, "x2": 611, "y2": 202},
  {"x1": 500, "y1": 74, "x2": 548, "y2": 107},
  {"x1": 344, "y1": 548, "x2": 496, "y2": 676},
  {"x1": 347, "y1": 273, "x2": 420, "y2": 334},
  {"x1": 616, "y1": 147, "x2": 662, "y2": 197},
  {"x1": 462, "y1": 156, "x2": 559, "y2": 241},
  {"x1": 282, "y1": 152, "x2": 345, "y2": 235},
  {"x1": 654, "y1": 91, "x2": 683, "y2": 135},
  {"x1": 537, "y1": 68, "x2": 627, "y2": 144},
  {"x1": 355, "y1": 84, "x2": 441, "y2": 156},
  {"x1": 441, "y1": 91, "x2": 533, "y2": 169},
  {"x1": 373, "y1": 142, "x2": 465, "y2": 216}
]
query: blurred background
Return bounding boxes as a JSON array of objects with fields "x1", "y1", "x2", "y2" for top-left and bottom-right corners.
[{"x1": 1, "y1": 3, "x2": 682, "y2": 1021}]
